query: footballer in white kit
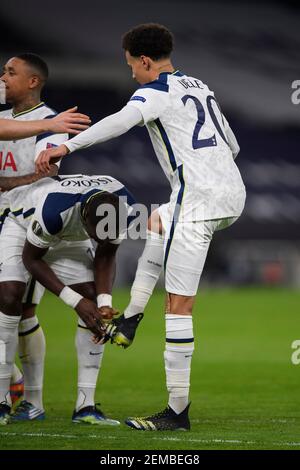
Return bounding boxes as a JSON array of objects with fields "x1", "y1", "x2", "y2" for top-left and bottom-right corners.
[
  {"x1": 0, "y1": 102, "x2": 68, "y2": 302},
  {"x1": 1, "y1": 174, "x2": 135, "y2": 292},
  {"x1": 0, "y1": 53, "x2": 76, "y2": 424},
  {"x1": 35, "y1": 23, "x2": 246, "y2": 431},
  {"x1": 126, "y1": 70, "x2": 245, "y2": 296},
  {"x1": 0, "y1": 53, "x2": 114, "y2": 427},
  {"x1": 0, "y1": 101, "x2": 63, "y2": 177},
  {"x1": 0, "y1": 102, "x2": 66, "y2": 215},
  {"x1": 0, "y1": 173, "x2": 136, "y2": 425},
  {"x1": 38, "y1": 72, "x2": 245, "y2": 297}
]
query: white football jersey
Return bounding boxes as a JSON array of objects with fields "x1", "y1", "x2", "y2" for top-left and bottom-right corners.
[
  {"x1": 127, "y1": 71, "x2": 246, "y2": 221},
  {"x1": 0, "y1": 102, "x2": 68, "y2": 231},
  {"x1": 0, "y1": 191, "x2": 9, "y2": 233},
  {"x1": 0, "y1": 102, "x2": 67, "y2": 176},
  {"x1": 6, "y1": 175, "x2": 136, "y2": 249}
]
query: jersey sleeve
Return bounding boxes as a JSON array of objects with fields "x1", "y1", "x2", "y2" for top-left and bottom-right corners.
[
  {"x1": 27, "y1": 217, "x2": 57, "y2": 249},
  {"x1": 126, "y1": 83, "x2": 170, "y2": 124},
  {"x1": 26, "y1": 202, "x2": 60, "y2": 249},
  {"x1": 34, "y1": 127, "x2": 68, "y2": 168},
  {"x1": 64, "y1": 106, "x2": 142, "y2": 153}
]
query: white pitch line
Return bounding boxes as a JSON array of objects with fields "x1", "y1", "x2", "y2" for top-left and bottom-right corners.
[
  {"x1": 0, "y1": 432, "x2": 300, "y2": 447},
  {"x1": 0, "y1": 432, "x2": 120, "y2": 440},
  {"x1": 193, "y1": 419, "x2": 294, "y2": 424},
  {"x1": 151, "y1": 437, "x2": 300, "y2": 447},
  {"x1": 276, "y1": 442, "x2": 300, "y2": 447},
  {"x1": 150, "y1": 437, "x2": 256, "y2": 445}
]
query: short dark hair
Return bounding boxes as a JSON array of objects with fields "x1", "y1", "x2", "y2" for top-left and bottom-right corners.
[
  {"x1": 15, "y1": 53, "x2": 49, "y2": 82},
  {"x1": 83, "y1": 191, "x2": 124, "y2": 241},
  {"x1": 122, "y1": 23, "x2": 174, "y2": 60}
]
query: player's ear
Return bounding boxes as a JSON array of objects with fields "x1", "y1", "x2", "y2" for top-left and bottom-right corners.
[
  {"x1": 140, "y1": 55, "x2": 151, "y2": 71},
  {"x1": 28, "y1": 75, "x2": 41, "y2": 90}
]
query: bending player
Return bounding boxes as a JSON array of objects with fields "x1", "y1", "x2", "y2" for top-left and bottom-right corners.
[
  {"x1": 0, "y1": 174, "x2": 135, "y2": 425},
  {"x1": 35, "y1": 24, "x2": 245, "y2": 431}
]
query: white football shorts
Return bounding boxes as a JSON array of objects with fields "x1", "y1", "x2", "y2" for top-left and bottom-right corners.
[
  {"x1": 0, "y1": 218, "x2": 95, "y2": 304},
  {"x1": 158, "y1": 203, "x2": 238, "y2": 296}
]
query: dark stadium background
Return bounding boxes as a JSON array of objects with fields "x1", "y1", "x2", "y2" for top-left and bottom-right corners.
[{"x1": 1, "y1": 0, "x2": 299, "y2": 288}]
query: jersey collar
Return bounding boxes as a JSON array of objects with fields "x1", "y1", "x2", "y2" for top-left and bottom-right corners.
[
  {"x1": 159, "y1": 70, "x2": 184, "y2": 78},
  {"x1": 12, "y1": 102, "x2": 45, "y2": 118}
]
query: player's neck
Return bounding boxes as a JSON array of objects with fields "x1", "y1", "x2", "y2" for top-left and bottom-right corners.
[
  {"x1": 156, "y1": 60, "x2": 175, "y2": 73},
  {"x1": 12, "y1": 96, "x2": 42, "y2": 115},
  {"x1": 154, "y1": 61, "x2": 175, "y2": 77}
]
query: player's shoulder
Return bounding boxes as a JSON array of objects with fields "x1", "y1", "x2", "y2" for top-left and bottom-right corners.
[
  {"x1": 0, "y1": 108, "x2": 12, "y2": 118},
  {"x1": 138, "y1": 72, "x2": 173, "y2": 93},
  {"x1": 32, "y1": 103, "x2": 66, "y2": 143},
  {"x1": 28, "y1": 178, "x2": 75, "y2": 235},
  {"x1": 31, "y1": 102, "x2": 57, "y2": 119},
  {"x1": 39, "y1": 190, "x2": 79, "y2": 235},
  {"x1": 130, "y1": 74, "x2": 173, "y2": 109}
]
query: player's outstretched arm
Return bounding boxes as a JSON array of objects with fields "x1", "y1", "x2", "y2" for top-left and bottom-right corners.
[
  {"x1": 0, "y1": 106, "x2": 91, "y2": 140},
  {"x1": 35, "y1": 106, "x2": 143, "y2": 174},
  {"x1": 22, "y1": 240, "x2": 105, "y2": 336},
  {"x1": 0, "y1": 163, "x2": 58, "y2": 192},
  {"x1": 47, "y1": 107, "x2": 91, "y2": 134}
]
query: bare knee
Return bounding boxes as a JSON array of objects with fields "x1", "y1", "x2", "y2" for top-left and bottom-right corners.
[
  {"x1": 0, "y1": 282, "x2": 26, "y2": 315},
  {"x1": 167, "y1": 293, "x2": 195, "y2": 315}
]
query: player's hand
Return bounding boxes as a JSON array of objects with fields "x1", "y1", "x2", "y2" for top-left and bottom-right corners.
[
  {"x1": 98, "y1": 306, "x2": 119, "y2": 323},
  {"x1": 75, "y1": 298, "x2": 106, "y2": 337},
  {"x1": 92, "y1": 307, "x2": 120, "y2": 344},
  {"x1": 35, "y1": 144, "x2": 69, "y2": 174},
  {"x1": 48, "y1": 106, "x2": 91, "y2": 135}
]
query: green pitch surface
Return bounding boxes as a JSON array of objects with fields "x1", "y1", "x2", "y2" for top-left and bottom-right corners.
[{"x1": 0, "y1": 288, "x2": 299, "y2": 450}]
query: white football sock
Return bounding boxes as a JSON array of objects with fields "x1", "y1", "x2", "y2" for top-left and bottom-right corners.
[
  {"x1": 0, "y1": 312, "x2": 21, "y2": 407},
  {"x1": 75, "y1": 319, "x2": 104, "y2": 412},
  {"x1": 164, "y1": 314, "x2": 194, "y2": 415},
  {"x1": 124, "y1": 230, "x2": 164, "y2": 319},
  {"x1": 11, "y1": 364, "x2": 23, "y2": 384},
  {"x1": 18, "y1": 316, "x2": 46, "y2": 410}
]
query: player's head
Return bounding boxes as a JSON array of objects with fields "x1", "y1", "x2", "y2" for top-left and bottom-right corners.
[
  {"x1": 81, "y1": 191, "x2": 122, "y2": 246},
  {"x1": 122, "y1": 23, "x2": 174, "y2": 84},
  {"x1": 0, "y1": 53, "x2": 49, "y2": 104}
]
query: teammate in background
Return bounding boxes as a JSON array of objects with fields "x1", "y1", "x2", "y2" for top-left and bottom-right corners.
[
  {"x1": 0, "y1": 107, "x2": 91, "y2": 141},
  {"x1": 35, "y1": 23, "x2": 246, "y2": 431},
  {"x1": 0, "y1": 97, "x2": 91, "y2": 410},
  {"x1": 0, "y1": 174, "x2": 135, "y2": 425},
  {"x1": 0, "y1": 53, "x2": 86, "y2": 420},
  {"x1": 0, "y1": 77, "x2": 91, "y2": 409},
  {"x1": 1, "y1": 69, "x2": 90, "y2": 140}
]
